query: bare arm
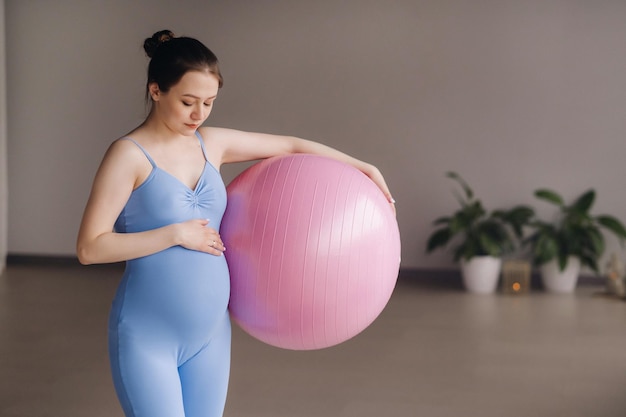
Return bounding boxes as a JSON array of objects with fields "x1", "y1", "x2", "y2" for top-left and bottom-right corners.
[
  {"x1": 202, "y1": 127, "x2": 396, "y2": 207},
  {"x1": 76, "y1": 140, "x2": 224, "y2": 265}
]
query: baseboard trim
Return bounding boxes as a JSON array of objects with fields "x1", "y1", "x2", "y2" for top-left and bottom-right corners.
[
  {"x1": 6, "y1": 253, "x2": 124, "y2": 269},
  {"x1": 399, "y1": 266, "x2": 603, "y2": 288},
  {"x1": 7, "y1": 253, "x2": 82, "y2": 266},
  {"x1": 6, "y1": 254, "x2": 603, "y2": 288}
]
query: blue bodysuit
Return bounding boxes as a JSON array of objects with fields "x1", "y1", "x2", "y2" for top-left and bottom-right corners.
[{"x1": 109, "y1": 132, "x2": 231, "y2": 417}]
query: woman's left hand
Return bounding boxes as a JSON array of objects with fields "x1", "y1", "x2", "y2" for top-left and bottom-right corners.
[{"x1": 363, "y1": 164, "x2": 396, "y2": 216}]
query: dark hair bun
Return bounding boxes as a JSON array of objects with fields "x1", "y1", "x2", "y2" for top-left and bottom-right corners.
[{"x1": 143, "y1": 30, "x2": 175, "y2": 58}]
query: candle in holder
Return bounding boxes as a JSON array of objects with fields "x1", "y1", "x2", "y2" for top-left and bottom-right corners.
[{"x1": 502, "y1": 260, "x2": 531, "y2": 294}]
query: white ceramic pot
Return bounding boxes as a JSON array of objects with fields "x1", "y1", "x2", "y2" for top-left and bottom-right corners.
[
  {"x1": 540, "y1": 256, "x2": 581, "y2": 293},
  {"x1": 460, "y1": 256, "x2": 502, "y2": 294}
]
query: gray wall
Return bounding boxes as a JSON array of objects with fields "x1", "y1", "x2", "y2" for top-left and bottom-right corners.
[
  {"x1": 1, "y1": 0, "x2": 7, "y2": 274},
  {"x1": 5, "y1": 0, "x2": 626, "y2": 269}
]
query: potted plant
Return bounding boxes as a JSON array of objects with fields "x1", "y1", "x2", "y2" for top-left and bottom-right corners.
[
  {"x1": 426, "y1": 172, "x2": 534, "y2": 293},
  {"x1": 525, "y1": 188, "x2": 626, "y2": 293}
]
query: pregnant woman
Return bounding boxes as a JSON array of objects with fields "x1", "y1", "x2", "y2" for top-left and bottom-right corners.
[{"x1": 76, "y1": 30, "x2": 394, "y2": 417}]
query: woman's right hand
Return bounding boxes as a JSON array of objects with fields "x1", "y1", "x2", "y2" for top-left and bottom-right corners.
[{"x1": 174, "y1": 219, "x2": 225, "y2": 256}]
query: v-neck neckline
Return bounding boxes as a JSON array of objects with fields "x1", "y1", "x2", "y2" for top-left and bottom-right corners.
[
  {"x1": 155, "y1": 161, "x2": 208, "y2": 193},
  {"x1": 123, "y1": 132, "x2": 212, "y2": 193}
]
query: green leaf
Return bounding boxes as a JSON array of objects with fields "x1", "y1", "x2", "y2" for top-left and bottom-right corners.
[
  {"x1": 478, "y1": 233, "x2": 502, "y2": 257},
  {"x1": 563, "y1": 209, "x2": 591, "y2": 227},
  {"x1": 571, "y1": 190, "x2": 595, "y2": 214},
  {"x1": 597, "y1": 215, "x2": 626, "y2": 241},
  {"x1": 535, "y1": 189, "x2": 564, "y2": 207},
  {"x1": 453, "y1": 242, "x2": 472, "y2": 262},
  {"x1": 494, "y1": 205, "x2": 535, "y2": 238},
  {"x1": 446, "y1": 171, "x2": 474, "y2": 200},
  {"x1": 465, "y1": 201, "x2": 486, "y2": 222},
  {"x1": 448, "y1": 215, "x2": 466, "y2": 233},
  {"x1": 426, "y1": 228, "x2": 453, "y2": 253},
  {"x1": 533, "y1": 233, "x2": 558, "y2": 265},
  {"x1": 432, "y1": 216, "x2": 452, "y2": 226},
  {"x1": 508, "y1": 206, "x2": 535, "y2": 222},
  {"x1": 579, "y1": 254, "x2": 598, "y2": 273},
  {"x1": 584, "y1": 226, "x2": 605, "y2": 257}
]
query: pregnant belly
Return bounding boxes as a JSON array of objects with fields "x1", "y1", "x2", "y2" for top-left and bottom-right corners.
[{"x1": 115, "y1": 247, "x2": 231, "y2": 339}]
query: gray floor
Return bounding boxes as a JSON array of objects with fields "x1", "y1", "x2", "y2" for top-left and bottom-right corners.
[{"x1": 1, "y1": 264, "x2": 625, "y2": 417}]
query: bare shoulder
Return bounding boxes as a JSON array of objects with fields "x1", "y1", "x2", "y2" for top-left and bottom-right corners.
[
  {"x1": 102, "y1": 137, "x2": 147, "y2": 166},
  {"x1": 198, "y1": 126, "x2": 296, "y2": 164},
  {"x1": 198, "y1": 126, "x2": 263, "y2": 148},
  {"x1": 95, "y1": 137, "x2": 151, "y2": 188},
  {"x1": 198, "y1": 126, "x2": 241, "y2": 142},
  {"x1": 197, "y1": 126, "x2": 241, "y2": 165}
]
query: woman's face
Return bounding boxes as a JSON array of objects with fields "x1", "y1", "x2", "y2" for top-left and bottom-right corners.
[{"x1": 150, "y1": 70, "x2": 220, "y2": 135}]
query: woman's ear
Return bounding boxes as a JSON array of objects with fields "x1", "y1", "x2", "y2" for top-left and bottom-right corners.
[{"x1": 148, "y1": 82, "x2": 161, "y2": 101}]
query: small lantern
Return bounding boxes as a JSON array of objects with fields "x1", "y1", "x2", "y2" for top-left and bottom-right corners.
[{"x1": 502, "y1": 260, "x2": 531, "y2": 294}]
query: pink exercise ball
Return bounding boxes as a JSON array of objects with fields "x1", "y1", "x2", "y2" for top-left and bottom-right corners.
[{"x1": 221, "y1": 154, "x2": 400, "y2": 350}]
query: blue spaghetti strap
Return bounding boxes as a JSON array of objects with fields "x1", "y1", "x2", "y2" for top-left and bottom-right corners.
[
  {"x1": 121, "y1": 137, "x2": 157, "y2": 168},
  {"x1": 195, "y1": 131, "x2": 209, "y2": 162}
]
